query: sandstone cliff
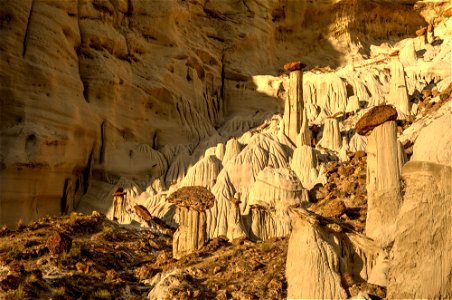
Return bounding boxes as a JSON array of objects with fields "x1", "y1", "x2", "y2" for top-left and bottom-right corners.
[{"x1": 0, "y1": 0, "x2": 443, "y2": 226}]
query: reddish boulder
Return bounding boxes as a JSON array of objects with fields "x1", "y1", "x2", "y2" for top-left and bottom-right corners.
[
  {"x1": 355, "y1": 105, "x2": 397, "y2": 136},
  {"x1": 283, "y1": 61, "x2": 307, "y2": 72},
  {"x1": 46, "y1": 231, "x2": 72, "y2": 255},
  {"x1": 416, "y1": 27, "x2": 426, "y2": 36}
]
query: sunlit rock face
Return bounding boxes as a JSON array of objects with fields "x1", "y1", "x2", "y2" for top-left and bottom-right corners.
[
  {"x1": 387, "y1": 114, "x2": 452, "y2": 299},
  {"x1": 0, "y1": 0, "x2": 430, "y2": 226}
]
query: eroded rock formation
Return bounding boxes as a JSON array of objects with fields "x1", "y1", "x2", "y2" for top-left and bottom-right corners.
[
  {"x1": 167, "y1": 186, "x2": 214, "y2": 259},
  {"x1": 356, "y1": 105, "x2": 402, "y2": 245},
  {"x1": 0, "y1": 0, "x2": 429, "y2": 226},
  {"x1": 248, "y1": 167, "x2": 305, "y2": 240},
  {"x1": 286, "y1": 208, "x2": 381, "y2": 299},
  {"x1": 283, "y1": 61, "x2": 306, "y2": 144},
  {"x1": 387, "y1": 114, "x2": 452, "y2": 298}
]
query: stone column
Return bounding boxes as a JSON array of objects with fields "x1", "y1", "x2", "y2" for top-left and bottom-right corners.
[
  {"x1": 167, "y1": 186, "x2": 215, "y2": 259},
  {"x1": 112, "y1": 188, "x2": 126, "y2": 223},
  {"x1": 356, "y1": 105, "x2": 401, "y2": 245},
  {"x1": 226, "y1": 193, "x2": 247, "y2": 240},
  {"x1": 426, "y1": 23, "x2": 434, "y2": 44},
  {"x1": 283, "y1": 61, "x2": 306, "y2": 144},
  {"x1": 296, "y1": 108, "x2": 311, "y2": 147},
  {"x1": 318, "y1": 117, "x2": 342, "y2": 151},
  {"x1": 250, "y1": 204, "x2": 274, "y2": 241},
  {"x1": 388, "y1": 50, "x2": 410, "y2": 119}
]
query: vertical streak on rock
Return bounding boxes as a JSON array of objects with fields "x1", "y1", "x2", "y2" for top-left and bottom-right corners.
[
  {"x1": 99, "y1": 121, "x2": 106, "y2": 164},
  {"x1": 77, "y1": 0, "x2": 89, "y2": 103},
  {"x1": 83, "y1": 146, "x2": 94, "y2": 194},
  {"x1": 60, "y1": 178, "x2": 69, "y2": 214},
  {"x1": 22, "y1": 0, "x2": 35, "y2": 57},
  {"x1": 220, "y1": 53, "x2": 225, "y2": 101}
]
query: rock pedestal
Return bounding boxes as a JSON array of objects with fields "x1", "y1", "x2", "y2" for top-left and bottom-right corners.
[
  {"x1": 283, "y1": 61, "x2": 306, "y2": 144},
  {"x1": 356, "y1": 105, "x2": 401, "y2": 245},
  {"x1": 167, "y1": 186, "x2": 215, "y2": 259}
]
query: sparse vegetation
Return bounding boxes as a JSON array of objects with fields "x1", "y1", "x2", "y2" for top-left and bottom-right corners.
[
  {"x1": 93, "y1": 289, "x2": 111, "y2": 300},
  {"x1": 52, "y1": 286, "x2": 66, "y2": 296},
  {"x1": 15, "y1": 284, "x2": 25, "y2": 299},
  {"x1": 260, "y1": 242, "x2": 273, "y2": 253},
  {"x1": 58, "y1": 243, "x2": 82, "y2": 266},
  {"x1": 8, "y1": 246, "x2": 21, "y2": 259},
  {"x1": 101, "y1": 226, "x2": 115, "y2": 240}
]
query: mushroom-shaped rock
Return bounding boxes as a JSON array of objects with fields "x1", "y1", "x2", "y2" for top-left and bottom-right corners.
[
  {"x1": 355, "y1": 105, "x2": 397, "y2": 136},
  {"x1": 286, "y1": 208, "x2": 381, "y2": 299},
  {"x1": 356, "y1": 105, "x2": 402, "y2": 245},
  {"x1": 167, "y1": 186, "x2": 215, "y2": 259},
  {"x1": 248, "y1": 167, "x2": 305, "y2": 240},
  {"x1": 318, "y1": 118, "x2": 342, "y2": 151},
  {"x1": 388, "y1": 114, "x2": 452, "y2": 298},
  {"x1": 283, "y1": 61, "x2": 305, "y2": 144}
]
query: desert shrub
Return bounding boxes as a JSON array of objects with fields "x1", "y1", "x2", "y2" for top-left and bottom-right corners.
[{"x1": 93, "y1": 289, "x2": 111, "y2": 300}]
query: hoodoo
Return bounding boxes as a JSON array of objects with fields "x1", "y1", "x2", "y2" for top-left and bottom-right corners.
[
  {"x1": 356, "y1": 105, "x2": 401, "y2": 245},
  {"x1": 167, "y1": 186, "x2": 215, "y2": 259},
  {"x1": 283, "y1": 61, "x2": 306, "y2": 145}
]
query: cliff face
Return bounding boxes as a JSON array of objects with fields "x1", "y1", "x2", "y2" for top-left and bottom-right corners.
[{"x1": 0, "y1": 0, "x2": 431, "y2": 226}]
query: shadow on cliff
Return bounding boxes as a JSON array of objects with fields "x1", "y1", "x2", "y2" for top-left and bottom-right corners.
[{"x1": 270, "y1": 0, "x2": 426, "y2": 69}]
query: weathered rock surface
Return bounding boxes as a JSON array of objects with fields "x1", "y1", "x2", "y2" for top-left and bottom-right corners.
[
  {"x1": 365, "y1": 120, "x2": 402, "y2": 245},
  {"x1": 387, "y1": 114, "x2": 452, "y2": 298},
  {"x1": 168, "y1": 186, "x2": 214, "y2": 259},
  {"x1": 286, "y1": 208, "x2": 381, "y2": 299},
  {"x1": 0, "y1": 0, "x2": 429, "y2": 226},
  {"x1": 248, "y1": 167, "x2": 305, "y2": 240},
  {"x1": 355, "y1": 105, "x2": 398, "y2": 136},
  {"x1": 46, "y1": 231, "x2": 72, "y2": 255}
]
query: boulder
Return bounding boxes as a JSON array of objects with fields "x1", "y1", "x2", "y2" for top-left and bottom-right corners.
[
  {"x1": 355, "y1": 105, "x2": 397, "y2": 136},
  {"x1": 46, "y1": 231, "x2": 72, "y2": 255},
  {"x1": 283, "y1": 61, "x2": 307, "y2": 72}
]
